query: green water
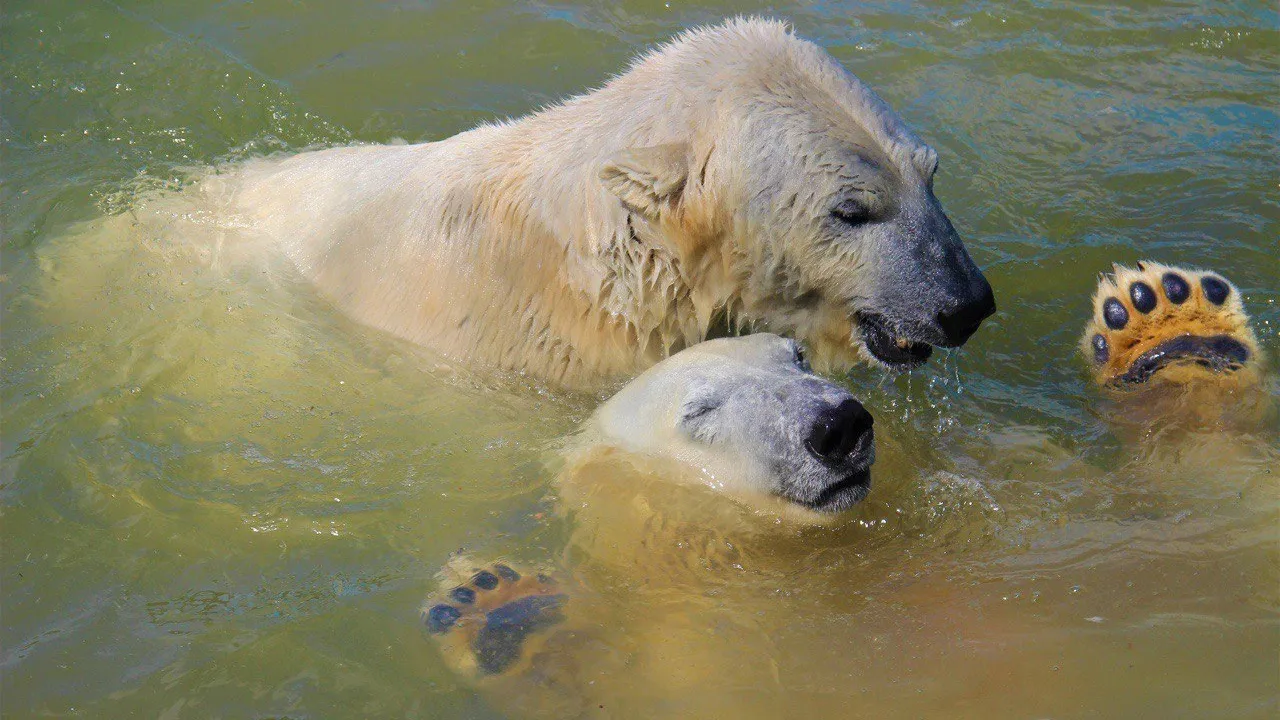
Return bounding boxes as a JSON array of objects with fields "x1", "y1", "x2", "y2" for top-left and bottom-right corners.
[{"x1": 3, "y1": 1, "x2": 1278, "y2": 718}]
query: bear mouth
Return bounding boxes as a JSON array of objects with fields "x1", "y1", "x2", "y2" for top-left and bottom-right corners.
[
  {"x1": 799, "y1": 468, "x2": 871, "y2": 513},
  {"x1": 1113, "y1": 334, "x2": 1251, "y2": 386},
  {"x1": 856, "y1": 313, "x2": 933, "y2": 369}
]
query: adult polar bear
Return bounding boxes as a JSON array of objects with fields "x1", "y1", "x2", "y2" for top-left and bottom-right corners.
[{"x1": 229, "y1": 17, "x2": 994, "y2": 385}]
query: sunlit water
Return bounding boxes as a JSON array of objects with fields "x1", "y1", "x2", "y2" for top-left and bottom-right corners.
[{"x1": 3, "y1": 2, "x2": 1278, "y2": 718}]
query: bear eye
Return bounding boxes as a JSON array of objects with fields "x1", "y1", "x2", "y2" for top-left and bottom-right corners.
[
  {"x1": 681, "y1": 401, "x2": 717, "y2": 423},
  {"x1": 678, "y1": 385, "x2": 722, "y2": 426},
  {"x1": 830, "y1": 199, "x2": 873, "y2": 227}
]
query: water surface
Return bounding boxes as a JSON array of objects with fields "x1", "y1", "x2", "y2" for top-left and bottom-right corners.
[{"x1": 3, "y1": 1, "x2": 1278, "y2": 718}]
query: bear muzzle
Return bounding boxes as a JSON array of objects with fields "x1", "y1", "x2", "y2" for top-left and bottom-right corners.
[
  {"x1": 935, "y1": 277, "x2": 996, "y2": 348},
  {"x1": 804, "y1": 398, "x2": 874, "y2": 465},
  {"x1": 793, "y1": 397, "x2": 875, "y2": 513}
]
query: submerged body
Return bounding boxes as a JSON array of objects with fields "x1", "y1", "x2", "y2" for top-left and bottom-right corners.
[
  {"x1": 416, "y1": 272, "x2": 1275, "y2": 714},
  {"x1": 222, "y1": 18, "x2": 994, "y2": 386},
  {"x1": 422, "y1": 335, "x2": 877, "y2": 709}
]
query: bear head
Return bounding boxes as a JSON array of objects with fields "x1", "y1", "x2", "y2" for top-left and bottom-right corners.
[
  {"x1": 599, "y1": 20, "x2": 994, "y2": 373},
  {"x1": 583, "y1": 334, "x2": 875, "y2": 513}
]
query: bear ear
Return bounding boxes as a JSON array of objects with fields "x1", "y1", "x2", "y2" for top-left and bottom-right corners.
[{"x1": 599, "y1": 143, "x2": 690, "y2": 221}]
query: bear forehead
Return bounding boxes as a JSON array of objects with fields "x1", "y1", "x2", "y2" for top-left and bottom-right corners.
[
  {"x1": 660, "y1": 21, "x2": 931, "y2": 183},
  {"x1": 739, "y1": 84, "x2": 916, "y2": 188}
]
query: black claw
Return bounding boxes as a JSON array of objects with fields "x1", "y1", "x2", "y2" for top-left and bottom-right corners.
[
  {"x1": 450, "y1": 586, "x2": 476, "y2": 605},
  {"x1": 1201, "y1": 276, "x2": 1230, "y2": 305},
  {"x1": 1129, "y1": 282, "x2": 1157, "y2": 313},
  {"x1": 426, "y1": 604, "x2": 462, "y2": 634},
  {"x1": 493, "y1": 564, "x2": 521, "y2": 582},
  {"x1": 472, "y1": 570, "x2": 500, "y2": 590},
  {"x1": 1103, "y1": 297, "x2": 1129, "y2": 330},
  {"x1": 1162, "y1": 272, "x2": 1190, "y2": 304},
  {"x1": 1092, "y1": 333, "x2": 1109, "y2": 364}
]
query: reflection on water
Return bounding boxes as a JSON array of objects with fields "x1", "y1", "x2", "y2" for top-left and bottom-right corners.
[{"x1": 3, "y1": 1, "x2": 1278, "y2": 718}]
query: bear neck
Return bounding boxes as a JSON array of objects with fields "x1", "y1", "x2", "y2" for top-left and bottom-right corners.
[{"x1": 460, "y1": 67, "x2": 753, "y2": 384}]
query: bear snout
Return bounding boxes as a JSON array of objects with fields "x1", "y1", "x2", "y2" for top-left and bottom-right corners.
[
  {"x1": 935, "y1": 276, "x2": 996, "y2": 348},
  {"x1": 804, "y1": 398, "x2": 874, "y2": 466}
]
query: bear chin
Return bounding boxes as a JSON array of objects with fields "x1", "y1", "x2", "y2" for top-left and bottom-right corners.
[{"x1": 791, "y1": 467, "x2": 872, "y2": 513}]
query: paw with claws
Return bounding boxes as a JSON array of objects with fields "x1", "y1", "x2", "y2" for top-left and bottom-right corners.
[
  {"x1": 422, "y1": 564, "x2": 567, "y2": 677},
  {"x1": 1082, "y1": 261, "x2": 1260, "y2": 387}
]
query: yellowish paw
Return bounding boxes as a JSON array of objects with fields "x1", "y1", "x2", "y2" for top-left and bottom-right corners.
[
  {"x1": 1081, "y1": 261, "x2": 1260, "y2": 387},
  {"x1": 422, "y1": 564, "x2": 566, "y2": 678}
]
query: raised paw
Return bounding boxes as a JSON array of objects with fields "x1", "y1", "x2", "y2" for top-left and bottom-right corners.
[
  {"x1": 1081, "y1": 261, "x2": 1260, "y2": 387},
  {"x1": 422, "y1": 564, "x2": 566, "y2": 676}
]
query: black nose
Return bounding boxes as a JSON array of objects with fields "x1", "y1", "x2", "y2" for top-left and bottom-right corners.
[
  {"x1": 935, "y1": 279, "x2": 996, "y2": 347},
  {"x1": 805, "y1": 399, "x2": 874, "y2": 464}
]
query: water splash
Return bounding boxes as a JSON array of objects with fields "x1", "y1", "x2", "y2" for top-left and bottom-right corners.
[{"x1": 857, "y1": 349, "x2": 970, "y2": 435}]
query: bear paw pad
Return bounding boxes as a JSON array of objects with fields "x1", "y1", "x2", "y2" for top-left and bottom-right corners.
[
  {"x1": 422, "y1": 564, "x2": 565, "y2": 676},
  {"x1": 1081, "y1": 261, "x2": 1258, "y2": 386}
]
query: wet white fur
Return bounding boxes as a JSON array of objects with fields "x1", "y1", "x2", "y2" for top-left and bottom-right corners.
[{"x1": 214, "y1": 17, "x2": 935, "y2": 385}]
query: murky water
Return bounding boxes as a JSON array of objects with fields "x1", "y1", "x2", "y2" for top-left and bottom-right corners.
[{"x1": 3, "y1": 1, "x2": 1278, "y2": 718}]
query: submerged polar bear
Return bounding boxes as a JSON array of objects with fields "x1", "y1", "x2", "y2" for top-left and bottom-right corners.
[
  {"x1": 220, "y1": 17, "x2": 994, "y2": 386},
  {"x1": 413, "y1": 271, "x2": 1271, "y2": 715},
  {"x1": 422, "y1": 335, "x2": 876, "y2": 708}
]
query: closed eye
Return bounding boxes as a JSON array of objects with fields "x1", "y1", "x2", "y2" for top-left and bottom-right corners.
[
  {"x1": 831, "y1": 198, "x2": 873, "y2": 226},
  {"x1": 679, "y1": 401, "x2": 720, "y2": 444},
  {"x1": 679, "y1": 391, "x2": 722, "y2": 425},
  {"x1": 681, "y1": 403, "x2": 716, "y2": 422},
  {"x1": 678, "y1": 385, "x2": 724, "y2": 442}
]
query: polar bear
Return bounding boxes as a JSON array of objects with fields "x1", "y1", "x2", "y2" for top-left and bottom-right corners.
[
  {"x1": 420, "y1": 335, "x2": 875, "y2": 713},
  {"x1": 221, "y1": 17, "x2": 994, "y2": 386}
]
